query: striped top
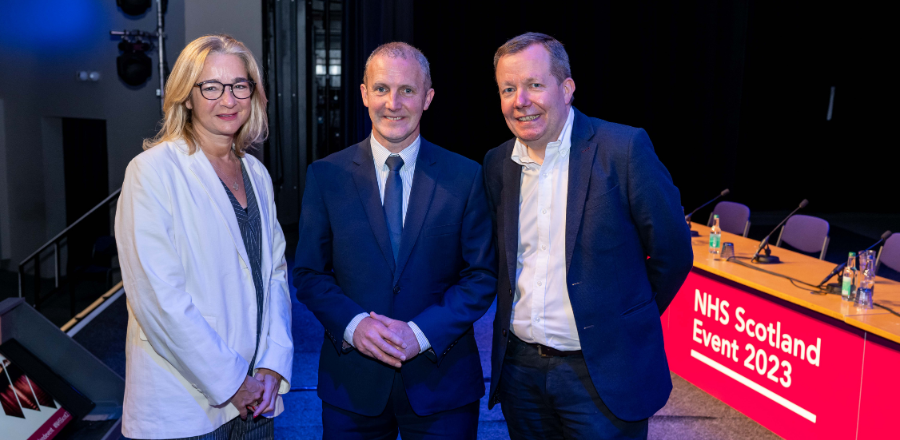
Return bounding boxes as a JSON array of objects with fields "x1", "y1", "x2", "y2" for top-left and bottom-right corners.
[{"x1": 221, "y1": 160, "x2": 264, "y2": 373}]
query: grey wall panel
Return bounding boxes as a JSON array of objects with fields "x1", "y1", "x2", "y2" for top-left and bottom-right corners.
[
  {"x1": 0, "y1": 99, "x2": 9, "y2": 261},
  {"x1": 0, "y1": 1, "x2": 186, "y2": 264},
  {"x1": 185, "y1": 0, "x2": 263, "y2": 74}
]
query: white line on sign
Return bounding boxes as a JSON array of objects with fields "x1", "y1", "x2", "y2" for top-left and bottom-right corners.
[
  {"x1": 690, "y1": 349, "x2": 817, "y2": 423},
  {"x1": 855, "y1": 332, "x2": 867, "y2": 440}
]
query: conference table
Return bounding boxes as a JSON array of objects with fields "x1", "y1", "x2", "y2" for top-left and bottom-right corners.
[{"x1": 662, "y1": 223, "x2": 900, "y2": 439}]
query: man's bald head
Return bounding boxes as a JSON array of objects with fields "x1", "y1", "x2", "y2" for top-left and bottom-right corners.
[{"x1": 363, "y1": 42, "x2": 432, "y2": 89}]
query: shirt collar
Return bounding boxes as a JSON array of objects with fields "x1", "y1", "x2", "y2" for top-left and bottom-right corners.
[
  {"x1": 371, "y1": 134, "x2": 421, "y2": 169},
  {"x1": 510, "y1": 107, "x2": 575, "y2": 166}
]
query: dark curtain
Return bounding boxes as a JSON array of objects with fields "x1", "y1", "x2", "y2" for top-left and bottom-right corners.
[
  {"x1": 733, "y1": 2, "x2": 898, "y2": 211},
  {"x1": 341, "y1": 0, "x2": 414, "y2": 147},
  {"x1": 412, "y1": 1, "x2": 750, "y2": 214},
  {"x1": 332, "y1": 1, "x2": 894, "y2": 214},
  {"x1": 411, "y1": 1, "x2": 896, "y2": 214}
]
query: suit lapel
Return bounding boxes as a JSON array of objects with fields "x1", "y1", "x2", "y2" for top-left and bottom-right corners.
[
  {"x1": 186, "y1": 144, "x2": 252, "y2": 271},
  {"x1": 393, "y1": 140, "x2": 439, "y2": 285},
  {"x1": 565, "y1": 109, "x2": 598, "y2": 273},
  {"x1": 501, "y1": 140, "x2": 521, "y2": 290},
  {"x1": 351, "y1": 138, "x2": 397, "y2": 273}
]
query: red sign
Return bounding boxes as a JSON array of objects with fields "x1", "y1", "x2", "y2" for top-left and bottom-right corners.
[
  {"x1": 26, "y1": 407, "x2": 72, "y2": 440},
  {"x1": 856, "y1": 333, "x2": 900, "y2": 438},
  {"x1": 664, "y1": 269, "x2": 877, "y2": 439}
]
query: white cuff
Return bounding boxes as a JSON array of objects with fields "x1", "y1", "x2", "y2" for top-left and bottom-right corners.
[
  {"x1": 343, "y1": 313, "x2": 369, "y2": 347},
  {"x1": 407, "y1": 321, "x2": 431, "y2": 353}
]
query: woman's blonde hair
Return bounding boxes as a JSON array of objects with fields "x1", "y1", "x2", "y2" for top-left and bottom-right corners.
[{"x1": 143, "y1": 34, "x2": 268, "y2": 157}]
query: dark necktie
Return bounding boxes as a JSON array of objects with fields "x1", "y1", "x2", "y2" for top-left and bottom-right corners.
[{"x1": 384, "y1": 155, "x2": 404, "y2": 263}]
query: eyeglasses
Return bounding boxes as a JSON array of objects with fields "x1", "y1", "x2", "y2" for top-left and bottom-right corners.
[{"x1": 193, "y1": 80, "x2": 256, "y2": 100}]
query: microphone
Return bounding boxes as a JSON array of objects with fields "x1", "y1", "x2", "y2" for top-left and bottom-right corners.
[
  {"x1": 685, "y1": 189, "x2": 730, "y2": 237},
  {"x1": 817, "y1": 230, "x2": 892, "y2": 287},
  {"x1": 751, "y1": 199, "x2": 808, "y2": 264}
]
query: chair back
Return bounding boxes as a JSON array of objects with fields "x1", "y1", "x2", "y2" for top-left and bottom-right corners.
[
  {"x1": 777, "y1": 214, "x2": 830, "y2": 258},
  {"x1": 877, "y1": 234, "x2": 900, "y2": 273},
  {"x1": 709, "y1": 201, "x2": 751, "y2": 237}
]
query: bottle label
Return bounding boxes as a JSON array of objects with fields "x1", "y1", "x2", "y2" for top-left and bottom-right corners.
[
  {"x1": 710, "y1": 234, "x2": 720, "y2": 250},
  {"x1": 842, "y1": 277, "x2": 851, "y2": 298}
]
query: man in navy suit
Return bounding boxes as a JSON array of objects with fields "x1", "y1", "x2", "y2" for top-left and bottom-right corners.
[
  {"x1": 293, "y1": 42, "x2": 497, "y2": 439},
  {"x1": 483, "y1": 33, "x2": 694, "y2": 439}
]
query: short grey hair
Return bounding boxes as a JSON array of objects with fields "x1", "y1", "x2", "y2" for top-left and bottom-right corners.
[
  {"x1": 363, "y1": 42, "x2": 432, "y2": 89},
  {"x1": 494, "y1": 32, "x2": 572, "y2": 85}
]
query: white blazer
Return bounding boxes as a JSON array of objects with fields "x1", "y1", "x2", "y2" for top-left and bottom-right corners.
[{"x1": 114, "y1": 140, "x2": 293, "y2": 439}]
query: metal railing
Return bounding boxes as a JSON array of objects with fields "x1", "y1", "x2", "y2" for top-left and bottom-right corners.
[{"x1": 17, "y1": 189, "x2": 121, "y2": 312}]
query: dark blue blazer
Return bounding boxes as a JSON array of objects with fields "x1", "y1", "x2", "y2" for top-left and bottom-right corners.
[
  {"x1": 483, "y1": 108, "x2": 693, "y2": 421},
  {"x1": 293, "y1": 137, "x2": 497, "y2": 417}
]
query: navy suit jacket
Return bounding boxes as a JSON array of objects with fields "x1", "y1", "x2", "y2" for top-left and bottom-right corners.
[
  {"x1": 483, "y1": 108, "x2": 693, "y2": 421},
  {"x1": 293, "y1": 137, "x2": 497, "y2": 417}
]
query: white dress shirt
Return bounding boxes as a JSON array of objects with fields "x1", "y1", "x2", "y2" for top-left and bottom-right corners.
[
  {"x1": 343, "y1": 134, "x2": 431, "y2": 353},
  {"x1": 511, "y1": 107, "x2": 581, "y2": 351}
]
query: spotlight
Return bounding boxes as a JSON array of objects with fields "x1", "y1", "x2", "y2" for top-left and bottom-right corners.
[
  {"x1": 111, "y1": 0, "x2": 169, "y2": 113},
  {"x1": 117, "y1": 0, "x2": 151, "y2": 16},
  {"x1": 116, "y1": 39, "x2": 152, "y2": 86}
]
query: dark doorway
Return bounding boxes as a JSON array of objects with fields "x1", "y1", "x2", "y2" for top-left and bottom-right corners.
[{"x1": 61, "y1": 118, "x2": 109, "y2": 275}]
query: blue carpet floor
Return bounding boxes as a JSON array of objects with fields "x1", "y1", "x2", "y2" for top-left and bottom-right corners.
[
  {"x1": 70, "y1": 280, "x2": 779, "y2": 439},
  {"x1": 279, "y1": 259, "x2": 510, "y2": 439},
  {"x1": 69, "y1": 253, "x2": 784, "y2": 439}
]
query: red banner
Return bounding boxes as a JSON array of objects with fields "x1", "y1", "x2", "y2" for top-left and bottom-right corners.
[{"x1": 662, "y1": 268, "x2": 895, "y2": 439}]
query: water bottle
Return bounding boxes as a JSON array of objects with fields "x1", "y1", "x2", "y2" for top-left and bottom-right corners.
[
  {"x1": 857, "y1": 250, "x2": 875, "y2": 308},
  {"x1": 841, "y1": 252, "x2": 857, "y2": 302},
  {"x1": 709, "y1": 214, "x2": 722, "y2": 255}
]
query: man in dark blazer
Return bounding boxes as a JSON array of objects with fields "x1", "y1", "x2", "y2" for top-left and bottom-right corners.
[
  {"x1": 484, "y1": 33, "x2": 693, "y2": 439},
  {"x1": 293, "y1": 42, "x2": 497, "y2": 439}
]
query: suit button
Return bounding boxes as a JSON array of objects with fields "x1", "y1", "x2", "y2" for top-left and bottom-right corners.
[
  {"x1": 509, "y1": 288, "x2": 512, "y2": 297},
  {"x1": 393, "y1": 286, "x2": 401, "y2": 294},
  {"x1": 502, "y1": 329, "x2": 507, "y2": 336}
]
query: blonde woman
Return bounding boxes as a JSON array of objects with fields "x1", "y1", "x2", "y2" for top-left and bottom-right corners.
[{"x1": 115, "y1": 35, "x2": 292, "y2": 440}]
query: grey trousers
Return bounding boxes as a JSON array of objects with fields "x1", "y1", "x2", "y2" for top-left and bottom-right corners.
[{"x1": 131, "y1": 415, "x2": 274, "y2": 440}]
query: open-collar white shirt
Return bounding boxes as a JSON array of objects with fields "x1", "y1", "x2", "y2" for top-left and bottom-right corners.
[{"x1": 510, "y1": 107, "x2": 581, "y2": 350}]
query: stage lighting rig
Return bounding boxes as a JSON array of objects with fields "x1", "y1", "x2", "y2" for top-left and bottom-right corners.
[
  {"x1": 117, "y1": 0, "x2": 151, "y2": 16},
  {"x1": 111, "y1": 0, "x2": 168, "y2": 114},
  {"x1": 112, "y1": 31, "x2": 154, "y2": 86}
]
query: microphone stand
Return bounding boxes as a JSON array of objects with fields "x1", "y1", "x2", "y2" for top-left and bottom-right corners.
[
  {"x1": 818, "y1": 230, "x2": 892, "y2": 292},
  {"x1": 685, "y1": 189, "x2": 729, "y2": 237},
  {"x1": 751, "y1": 199, "x2": 808, "y2": 264}
]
